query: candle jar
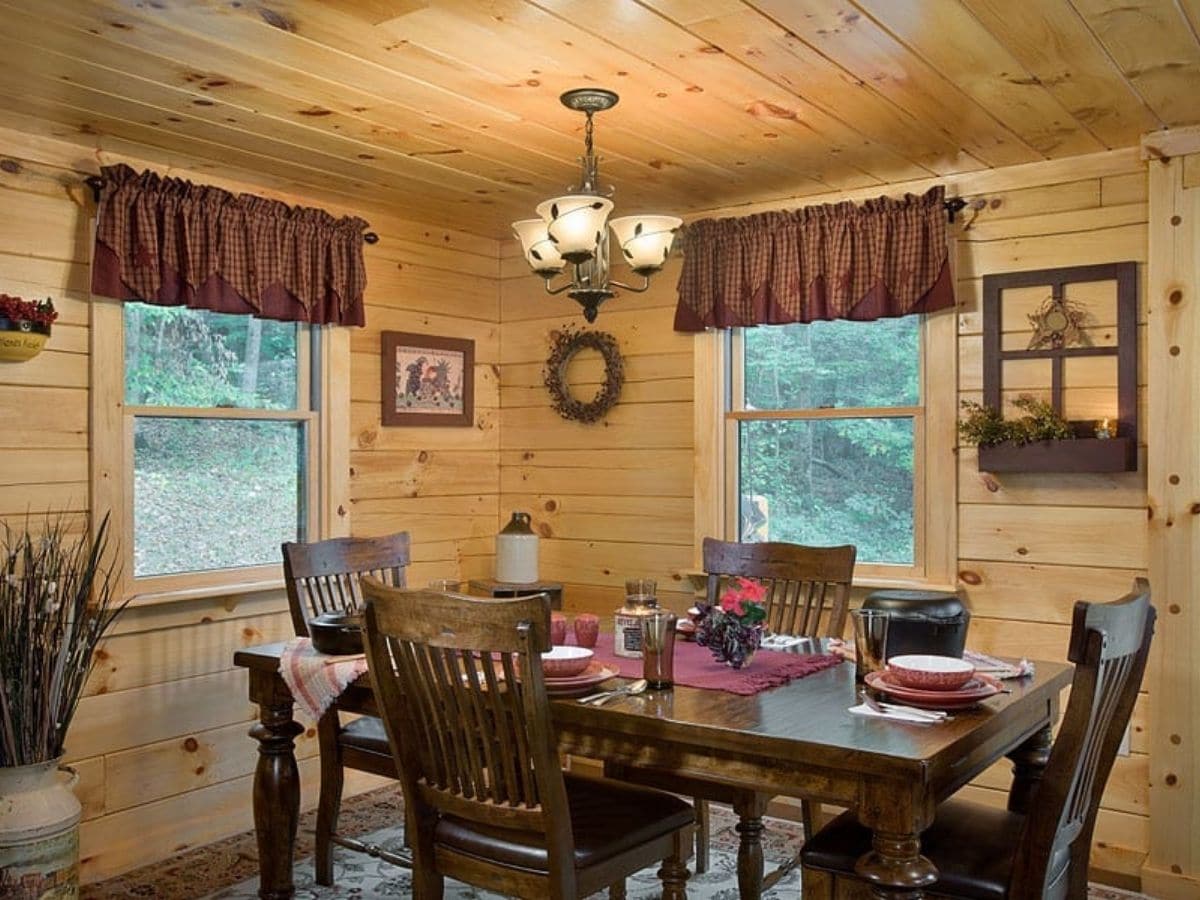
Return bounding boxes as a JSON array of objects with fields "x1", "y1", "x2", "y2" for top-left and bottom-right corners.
[{"x1": 614, "y1": 593, "x2": 656, "y2": 659}]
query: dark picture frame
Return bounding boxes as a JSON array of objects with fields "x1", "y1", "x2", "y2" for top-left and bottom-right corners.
[{"x1": 381, "y1": 331, "x2": 474, "y2": 427}]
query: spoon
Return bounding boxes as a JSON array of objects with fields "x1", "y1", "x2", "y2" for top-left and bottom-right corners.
[{"x1": 580, "y1": 679, "x2": 648, "y2": 705}]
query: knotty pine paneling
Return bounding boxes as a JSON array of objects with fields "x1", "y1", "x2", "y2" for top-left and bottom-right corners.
[
  {"x1": 496, "y1": 158, "x2": 1153, "y2": 885},
  {"x1": 0, "y1": 125, "x2": 500, "y2": 884},
  {"x1": 953, "y1": 162, "x2": 1151, "y2": 880},
  {"x1": 498, "y1": 258, "x2": 694, "y2": 622}
]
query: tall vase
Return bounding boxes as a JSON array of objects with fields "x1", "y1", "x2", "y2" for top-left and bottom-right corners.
[{"x1": 0, "y1": 759, "x2": 81, "y2": 898}]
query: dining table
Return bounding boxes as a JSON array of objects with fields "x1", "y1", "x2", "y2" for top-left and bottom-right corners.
[{"x1": 233, "y1": 642, "x2": 1071, "y2": 900}]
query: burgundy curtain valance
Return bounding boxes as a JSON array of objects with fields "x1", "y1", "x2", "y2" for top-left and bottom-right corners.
[
  {"x1": 673, "y1": 185, "x2": 954, "y2": 332},
  {"x1": 91, "y1": 164, "x2": 368, "y2": 326}
]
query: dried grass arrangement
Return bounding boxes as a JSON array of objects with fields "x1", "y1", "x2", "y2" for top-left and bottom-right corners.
[{"x1": 0, "y1": 513, "x2": 125, "y2": 767}]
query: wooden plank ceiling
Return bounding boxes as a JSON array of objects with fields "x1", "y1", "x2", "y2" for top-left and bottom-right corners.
[{"x1": 1, "y1": 0, "x2": 1197, "y2": 238}]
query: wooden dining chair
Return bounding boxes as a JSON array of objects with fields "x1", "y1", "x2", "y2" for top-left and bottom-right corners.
[
  {"x1": 800, "y1": 581, "x2": 1156, "y2": 900},
  {"x1": 607, "y1": 537, "x2": 856, "y2": 895},
  {"x1": 361, "y1": 582, "x2": 695, "y2": 900},
  {"x1": 280, "y1": 531, "x2": 411, "y2": 885}
]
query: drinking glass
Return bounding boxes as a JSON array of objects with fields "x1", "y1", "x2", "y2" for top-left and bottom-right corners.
[
  {"x1": 574, "y1": 613, "x2": 600, "y2": 648},
  {"x1": 625, "y1": 578, "x2": 657, "y2": 602},
  {"x1": 850, "y1": 609, "x2": 890, "y2": 682},
  {"x1": 641, "y1": 609, "x2": 678, "y2": 689}
]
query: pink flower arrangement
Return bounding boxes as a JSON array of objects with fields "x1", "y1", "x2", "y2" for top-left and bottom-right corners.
[
  {"x1": 719, "y1": 577, "x2": 768, "y2": 619},
  {"x1": 0, "y1": 294, "x2": 58, "y2": 329},
  {"x1": 697, "y1": 577, "x2": 768, "y2": 668}
]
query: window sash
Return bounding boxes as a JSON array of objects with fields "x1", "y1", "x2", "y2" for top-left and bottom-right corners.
[
  {"x1": 123, "y1": 325, "x2": 318, "y2": 591},
  {"x1": 725, "y1": 325, "x2": 928, "y2": 580}
]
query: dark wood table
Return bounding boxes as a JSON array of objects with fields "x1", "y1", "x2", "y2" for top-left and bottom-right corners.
[{"x1": 233, "y1": 644, "x2": 1070, "y2": 900}]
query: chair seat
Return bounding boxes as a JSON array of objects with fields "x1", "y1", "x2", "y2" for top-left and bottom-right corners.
[
  {"x1": 801, "y1": 798, "x2": 1025, "y2": 900},
  {"x1": 435, "y1": 773, "x2": 694, "y2": 873},
  {"x1": 338, "y1": 715, "x2": 391, "y2": 755}
]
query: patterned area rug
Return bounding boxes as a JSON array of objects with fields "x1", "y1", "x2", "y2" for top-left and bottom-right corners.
[{"x1": 82, "y1": 786, "x2": 1152, "y2": 899}]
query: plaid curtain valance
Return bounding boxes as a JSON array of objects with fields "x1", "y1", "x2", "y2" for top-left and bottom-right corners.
[
  {"x1": 91, "y1": 164, "x2": 368, "y2": 326},
  {"x1": 674, "y1": 185, "x2": 954, "y2": 332}
]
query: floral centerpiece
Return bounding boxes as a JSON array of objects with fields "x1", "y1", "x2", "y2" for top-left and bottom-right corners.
[
  {"x1": 0, "y1": 293, "x2": 58, "y2": 361},
  {"x1": 696, "y1": 577, "x2": 768, "y2": 669}
]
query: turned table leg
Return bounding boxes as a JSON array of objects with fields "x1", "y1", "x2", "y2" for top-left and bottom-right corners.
[
  {"x1": 732, "y1": 792, "x2": 769, "y2": 900},
  {"x1": 1006, "y1": 724, "x2": 1053, "y2": 814},
  {"x1": 248, "y1": 675, "x2": 304, "y2": 900},
  {"x1": 854, "y1": 781, "x2": 938, "y2": 900}
]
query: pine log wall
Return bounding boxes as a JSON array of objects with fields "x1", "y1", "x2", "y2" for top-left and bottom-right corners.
[
  {"x1": 0, "y1": 112, "x2": 1173, "y2": 888},
  {"x1": 498, "y1": 149, "x2": 1153, "y2": 884},
  {"x1": 0, "y1": 125, "x2": 499, "y2": 882}
]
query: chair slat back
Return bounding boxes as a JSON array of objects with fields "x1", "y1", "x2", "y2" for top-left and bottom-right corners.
[
  {"x1": 362, "y1": 583, "x2": 571, "y2": 844},
  {"x1": 1012, "y1": 581, "x2": 1155, "y2": 900},
  {"x1": 702, "y1": 538, "x2": 856, "y2": 637},
  {"x1": 281, "y1": 532, "x2": 410, "y2": 635}
]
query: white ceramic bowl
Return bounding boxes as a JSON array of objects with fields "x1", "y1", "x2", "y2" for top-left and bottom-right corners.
[
  {"x1": 541, "y1": 645, "x2": 594, "y2": 678},
  {"x1": 887, "y1": 654, "x2": 975, "y2": 691}
]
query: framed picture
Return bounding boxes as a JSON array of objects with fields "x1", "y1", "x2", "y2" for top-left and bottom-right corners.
[{"x1": 381, "y1": 331, "x2": 474, "y2": 427}]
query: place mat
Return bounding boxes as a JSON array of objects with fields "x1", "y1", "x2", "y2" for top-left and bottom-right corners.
[
  {"x1": 279, "y1": 637, "x2": 368, "y2": 721},
  {"x1": 585, "y1": 632, "x2": 841, "y2": 696}
]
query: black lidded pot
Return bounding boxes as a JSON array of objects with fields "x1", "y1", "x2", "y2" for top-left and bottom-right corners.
[{"x1": 862, "y1": 590, "x2": 970, "y2": 659}]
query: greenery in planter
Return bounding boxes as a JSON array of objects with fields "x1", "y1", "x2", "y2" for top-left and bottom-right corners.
[
  {"x1": 0, "y1": 513, "x2": 125, "y2": 767},
  {"x1": 958, "y1": 395, "x2": 1075, "y2": 448}
]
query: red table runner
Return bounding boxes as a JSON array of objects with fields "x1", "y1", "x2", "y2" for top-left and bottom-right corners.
[{"x1": 584, "y1": 632, "x2": 841, "y2": 696}]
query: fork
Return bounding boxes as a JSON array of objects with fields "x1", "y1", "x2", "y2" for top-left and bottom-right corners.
[{"x1": 863, "y1": 694, "x2": 948, "y2": 722}]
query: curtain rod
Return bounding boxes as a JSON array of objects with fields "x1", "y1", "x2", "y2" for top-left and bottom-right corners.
[{"x1": 83, "y1": 175, "x2": 380, "y2": 244}]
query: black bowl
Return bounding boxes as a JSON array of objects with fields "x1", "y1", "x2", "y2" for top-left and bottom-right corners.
[{"x1": 309, "y1": 611, "x2": 364, "y2": 655}]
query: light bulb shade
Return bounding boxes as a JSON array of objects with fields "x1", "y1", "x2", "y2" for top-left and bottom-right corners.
[
  {"x1": 537, "y1": 194, "x2": 613, "y2": 263},
  {"x1": 609, "y1": 215, "x2": 682, "y2": 275},
  {"x1": 512, "y1": 219, "x2": 566, "y2": 276}
]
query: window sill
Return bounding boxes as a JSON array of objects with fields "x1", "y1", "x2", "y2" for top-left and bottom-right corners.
[
  {"x1": 678, "y1": 568, "x2": 957, "y2": 595},
  {"x1": 125, "y1": 577, "x2": 286, "y2": 609}
]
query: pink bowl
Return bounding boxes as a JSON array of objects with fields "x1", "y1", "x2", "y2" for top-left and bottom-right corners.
[
  {"x1": 541, "y1": 646, "x2": 594, "y2": 678},
  {"x1": 887, "y1": 654, "x2": 975, "y2": 691}
]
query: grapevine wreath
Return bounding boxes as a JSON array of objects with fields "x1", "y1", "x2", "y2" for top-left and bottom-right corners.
[{"x1": 543, "y1": 326, "x2": 624, "y2": 424}]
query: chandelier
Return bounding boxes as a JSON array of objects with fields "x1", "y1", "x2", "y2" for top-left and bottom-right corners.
[{"x1": 512, "y1": 88, "x2": 681, "y2": 323}]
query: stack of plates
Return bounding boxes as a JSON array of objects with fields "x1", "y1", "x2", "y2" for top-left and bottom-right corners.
[
  {"x1": 864, "y1": 670, "x2": 1003, "y2": 709},
  {"x1": 544, "y1": 662, "x2": 619, "y2": 697}
]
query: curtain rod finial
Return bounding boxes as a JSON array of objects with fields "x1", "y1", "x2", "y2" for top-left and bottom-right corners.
[
  {"x1": 944, "y1": 197, "x2": 968, "y2": 223},
  {"x1": 84, "y1": 175, "x2": 105, "y2": 203}
]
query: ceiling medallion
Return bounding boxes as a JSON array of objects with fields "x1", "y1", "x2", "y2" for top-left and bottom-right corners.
[{"x1": 512, "y1": 89, "x2": 681, "y2": 323}]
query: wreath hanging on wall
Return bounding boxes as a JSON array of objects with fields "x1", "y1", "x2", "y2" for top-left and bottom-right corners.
[{"x1": 543, "y1": 326, "x2": 624, "y2": 424}]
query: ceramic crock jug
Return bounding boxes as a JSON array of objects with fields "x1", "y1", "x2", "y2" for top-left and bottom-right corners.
[{"x1": 495, "y1": 511, "x2": 538, "y2": 584}]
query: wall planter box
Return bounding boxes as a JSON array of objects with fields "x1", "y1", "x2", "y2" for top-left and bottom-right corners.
[{"x1": 977, "y1": 436, "x2": 1136, "y2": 473}]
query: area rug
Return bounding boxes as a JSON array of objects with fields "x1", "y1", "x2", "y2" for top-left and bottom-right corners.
[{"x1": 82, "y1": 786, "x2": 1152, "y2": 899}]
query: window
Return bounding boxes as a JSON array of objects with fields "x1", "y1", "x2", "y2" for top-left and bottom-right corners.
[
  {"x1": 699, "y1": 313, "x2": 955, "y2": 586},
  {"x1": 92, "y1": 301, "x2": 348, "y2": 600}
]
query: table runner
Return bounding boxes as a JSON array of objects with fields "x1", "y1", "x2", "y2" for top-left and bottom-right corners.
[{"x1": 585, "y1": 632, "x2": 841, "y2": 696}]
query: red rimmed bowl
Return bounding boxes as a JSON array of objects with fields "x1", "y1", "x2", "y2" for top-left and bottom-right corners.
[
  {"x1": 542, "y1": 646, "x2": 594, "y2": 678},
  {"x1": 887, "y1": 654, "x2": 975, "y2": 691}
]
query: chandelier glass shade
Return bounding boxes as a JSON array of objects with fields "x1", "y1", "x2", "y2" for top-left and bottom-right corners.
[{"x1": 512, "y1": 89, "x2": 681, "y2": 322}]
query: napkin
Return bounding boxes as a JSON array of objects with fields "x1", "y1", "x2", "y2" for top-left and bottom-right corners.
[
  {"x1": 760, "y1": 634, "x2": 805, "y2": 650},
  {"x1": 848, "y1": 703, "x2": 946, "y2": 724},
  {"x1": 280, "y1": 637, "x2": 368, "y2": 721},
  {"x1": 963, "y1": 650, "x2": 1035, "y2": 679}
]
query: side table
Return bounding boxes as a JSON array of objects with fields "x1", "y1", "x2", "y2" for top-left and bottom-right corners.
[{"x1": 468, "y1": 578, "x2": 563, "y2": 610}]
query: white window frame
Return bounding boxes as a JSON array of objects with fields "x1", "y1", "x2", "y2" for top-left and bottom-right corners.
[
  {"x1": 694, "y1": 311, "x2": 957, "y2": 590},
  {"x1": 90, "y1": 298, "x2": 350, "y2": 604}
]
